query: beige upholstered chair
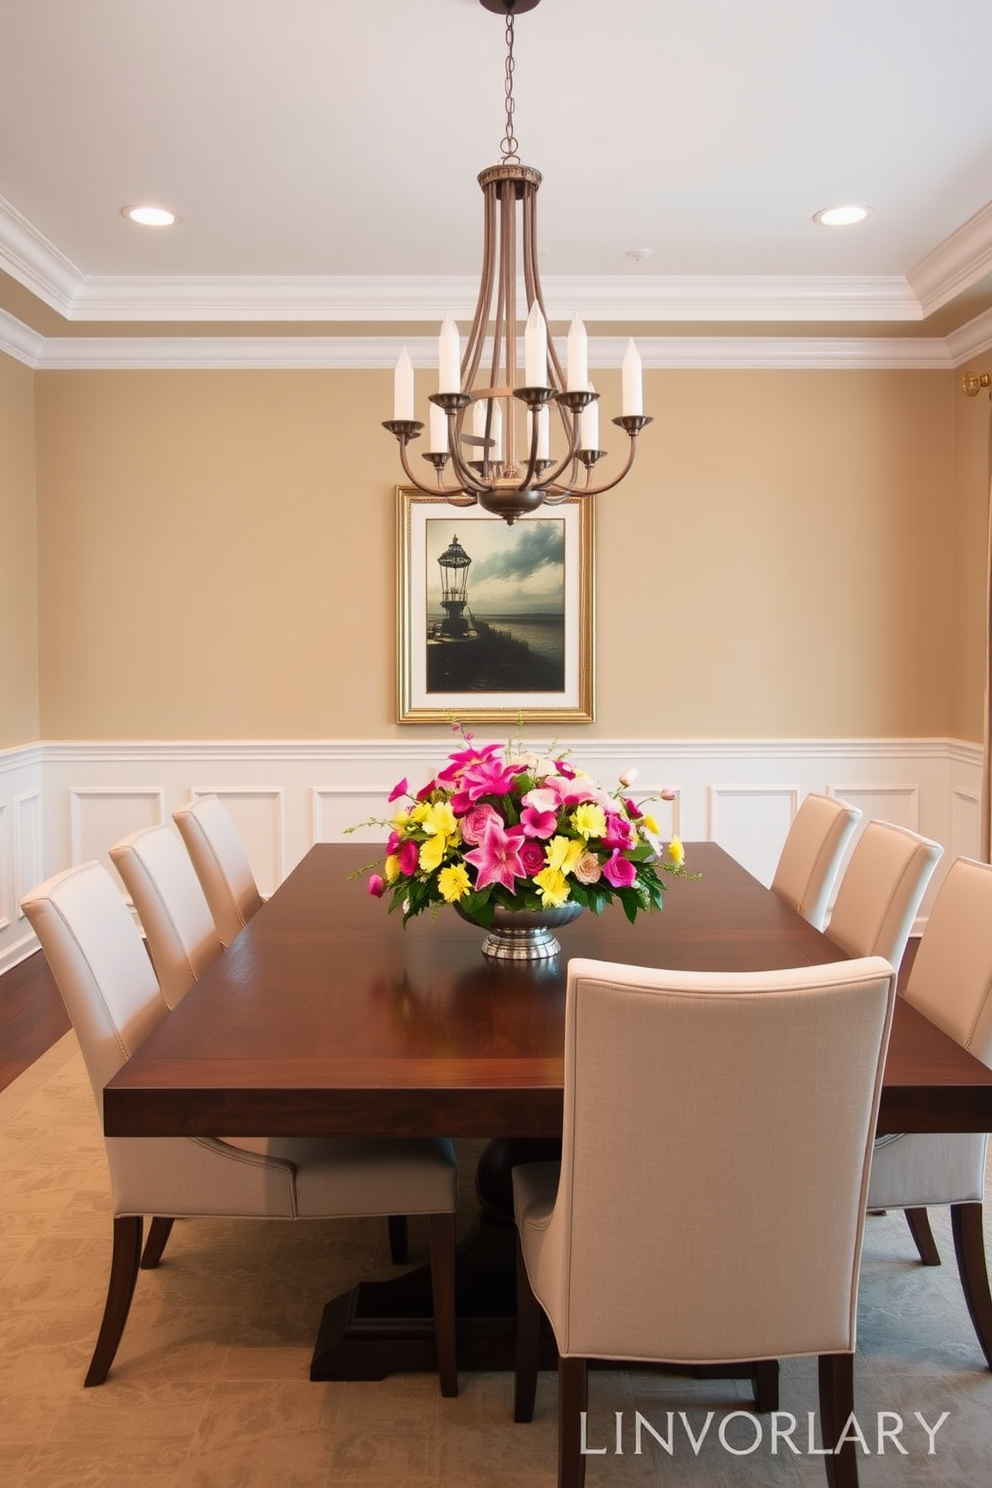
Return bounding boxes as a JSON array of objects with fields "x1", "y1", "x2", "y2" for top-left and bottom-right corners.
[
  {"x1": 109, "y1": 823, "x2": 415, "y2": 1267},
  {"x1": 110, "y1": 824, "x2": 222, "y2": 1009},
  {"x1": 513, "y1": 956, "x2": 897, "y2": 1488},
  {"x1": 21, "y1": 862, "x2": 459, "y2": 1395},
  {"x1": 825, "y1": 819, "x2": 942, "y2": 970},
  {"x1": 173, "y1": 794, "x2": 264, "y2": 947},
  {"x1": 867, "y1": 855, "x2": 992, "y2": 1368},
  {"x1": 771, "y1": 792, "x2": 862, "y2": 930}
]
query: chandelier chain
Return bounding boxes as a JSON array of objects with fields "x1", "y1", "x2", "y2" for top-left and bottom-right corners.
[{"x1": 500, "y1": 12, "x2": 520, "y2": 163}]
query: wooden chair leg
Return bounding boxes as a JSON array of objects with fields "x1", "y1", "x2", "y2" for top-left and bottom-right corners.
[
  {"x1": 905, "y1": 1206, "x2": 941, "y2": 1265},
  {"x1": 387, "y1": 1214, "x2": 409, "y2": 1265},
  {"x1": 84, "y1": 1215, "x2": 143, "y2": 1387},
  {"x1": 428, "y1": 1212, "x2": 458, "y2": 1397},
  {"x1": 817, "y1": 1352, "x2": 858, "y2": 1488},
  {"x1": 514, "y1": 1235, "x2": 542, "y2": 1423},
  {"x1": 558, "y1": 1355, "x2": 588, "y2": 1488},
  {"x1": 751, "y1": 1358, "x2": 780, "y2": 1412},
  {"x1": 951, "y1": 1201, "x2": 992, "y2": 1368},
  {"x1": 140, "y1": 1216, "x2": 174, "y2": 1270}
]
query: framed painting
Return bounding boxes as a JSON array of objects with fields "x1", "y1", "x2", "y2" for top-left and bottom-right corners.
[{"x1": 397, "y1": 488, "x2": 594, "y2": 723}]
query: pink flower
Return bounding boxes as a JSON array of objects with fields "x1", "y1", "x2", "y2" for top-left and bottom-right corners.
[
  {"x1": 624, "y1": 797, "x2": 643, "y2": 820},
  {"x1": 460, "y1": 757, "x2": 524, "y2": 801},
  {"x1": 520, "y1": 804, "x2": 558, "y2": 839},
  {"x1": 518, "y1": 840, "x2": 546, "y2": 876},
  {"x1": 388, "y1": 777, "x2": 409, "y2": 803},
  {"x1": 556, "y1": 760, "x2": 577, "y2": 779},
  {"x1": 464, "y1": 821, "x2": 526, "y2": 892},
  {"x1": 368, "y1": 873, "x2": 386, "y2": 898},
  {"x1": 603, "y1": 814, "x2": 636, "y2": 849},
  {"x1": 437, "y1": 742, "x2": 502, "y2": 784},
  {"x1": 460, "y1": 803, "x2": 502, "y2": 845},
  {"x1": 602, "y1": 851, "x2": 636, "y2": 889},
  {"x1": 397, "y1": 839, "x2": 419, "y2": 877},
  {"x1": 416, "y1": 779, "x2": 437, "y2": 801},
  {"x1": 386, "y1": 830, "x2": 401, "y2": 856}
]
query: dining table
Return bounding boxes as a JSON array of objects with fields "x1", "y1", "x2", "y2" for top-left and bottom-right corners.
[{"x1": 104, "y1": 841, "x2": 992, "y2": 1386}]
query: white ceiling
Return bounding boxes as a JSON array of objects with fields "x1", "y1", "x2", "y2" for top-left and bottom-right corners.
[{"x1": 2, "y1": 0, "x2": 992, "y2": 359}]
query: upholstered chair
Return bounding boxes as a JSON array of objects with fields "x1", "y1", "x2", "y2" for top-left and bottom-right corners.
[
  {"x1": 771, "y1": 792, "x2": 861, "y2": 930},
  {"x1": 513, "y1": 955, "x2": 897, "y2": 1488},
  {"x1": 172, "y1": 794, "x2": 264, "y2": 947},
  {"x1": 825, "y1": 820, "x2": 942, "y2": 971},
  {"x1": 867, "y1": 855, "x2": 992, "y2": 1368},
  {"x1": 110, "y1": 824, "x2": 222, "y2": 1009},
  {"x1": 21, "y1": 862, "x2": 459, "y2": 1395}
]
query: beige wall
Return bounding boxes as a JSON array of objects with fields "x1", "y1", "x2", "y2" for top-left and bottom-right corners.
[
  {"x1": 0, "y1": 352, "x2": 39, "y2": 748},
  {"x1": 950, "y1": 385, "x2": 991, "y2": 743},
  {"x1": 31, "y1": 364, "x2": 961, "y2": 742}
]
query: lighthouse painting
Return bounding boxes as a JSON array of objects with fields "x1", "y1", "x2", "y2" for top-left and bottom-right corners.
[
  {"x1": 425, "y1": 519, "x2": 566, "y2": 694},
  {"x1": 398, "y1": 491, "x2": 593, "y2": 724}
]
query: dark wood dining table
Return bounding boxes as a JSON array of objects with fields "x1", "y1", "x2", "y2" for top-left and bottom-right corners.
[{"x1": 104, "y1": 841, "x2": 992, "y2": 1382}]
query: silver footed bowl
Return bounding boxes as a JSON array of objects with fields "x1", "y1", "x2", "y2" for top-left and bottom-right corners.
[{"x1": 454, "y1": 900, "x2": 585, "y2": 961}]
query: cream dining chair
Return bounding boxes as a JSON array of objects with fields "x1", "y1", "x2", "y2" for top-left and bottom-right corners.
[
  {"x1": 109, "y1": 822, "x2": 415, "y2": 1267},
  {"x1": 824, "y1": 819, "x2": 942, "y2": 971},
  {"x1": 512, "y1": 955, "x2": 897, "y2": 1488},
  {"x1": 110, "y1": 823, "x2": 222, "y2": 1009},
  {"x1": 770, "y1": 792, "x2": 861, "y2": 930},
  {"x1": 173, "y1": 794, "x2": 264, "y2": 947},
  {"x1": 21, "y1": 861, "x2": 459, "y2": 1394},
  {"x1": 866, "y1": 854, "x2": 992, "y2": 1369}
]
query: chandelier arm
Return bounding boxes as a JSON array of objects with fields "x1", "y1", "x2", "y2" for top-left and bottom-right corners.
[
  {"x1": 501, "y1": 182, "x2": 518, "y2": 443},
  {"x1": 396, "y1": 438, "x2": 468, "y2": 500},
  {"x1": 463, "y1": 182, "x2": 497, "y2": 391},
  {"x1": 562, "y1": 435, "x2": 641, "y2": 499},
  {"x1": 447, "y1": 422, "x2": 490, "y2": 494}
]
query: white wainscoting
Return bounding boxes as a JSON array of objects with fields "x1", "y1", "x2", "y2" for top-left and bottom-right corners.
[{"x1": 0, "y1": 735, "x2": 982, "y2": 973}]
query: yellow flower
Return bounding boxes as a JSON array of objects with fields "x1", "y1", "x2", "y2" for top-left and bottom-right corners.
[
  {"x1": 422, "y1": 801, "x2": 457, "y2": 837},
  {"x1": 571, "y1": 802, "x2": 607, "y2": 840},
  {"x1": 534, "y1": 866, "x2": 571, "y2": 907},
  {"x1": 545, "y1": 835, "x2": 585, "y2": 875},
  {"x1": 419, "y1": 834, "x2": 448, "y2": 873},
  {"x1": 437, "y1": 864, "x2": 471, "y2": 902},
  {"x1": 409, "y1": 803, "x2": 431, "y2": 825},
  {"x1": 391, "y1": 808, "x2": 411, "y2": 831},
  {"x1": 384, "y1": 854, "x2": 401, "y2": 884},
  {"x1": 641, "y1": 812, "x2": 659, "y2": 835},
  {"x1": 667, "y1": 835, "x2": 685, "y2": 867}
]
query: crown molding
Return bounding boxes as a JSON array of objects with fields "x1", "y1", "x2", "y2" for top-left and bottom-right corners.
[
  {"x1": 946, "y1": 305, "x2": 992, "y2": 367},
  {"x1": 15, "y1": 330, "x2": 954, "y2": 372},
  {"x1": 0, "y1": 306, "x2": 44, "y2": 366},
  {"x1": 0, "y1": 192, "x2": 81, "y2": 315},
  {"x1": 908, "y1": 199, "x2": 992, "y2": 317},
  {"x1": 59, "y1": 271, "x2": 921, "y2": 324}
]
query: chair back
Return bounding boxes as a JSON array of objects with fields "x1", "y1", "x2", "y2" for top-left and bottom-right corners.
[
  {"x1": 21, "y1": 862, "x2": 168, "y2": 1102},
  {"x1": 110, "y1": 824, "x2": 222, "y2": 1008},
  {"x1": 771, "y1": 792, "x2": 861, "y2": 929},
  {"x1": 537, "y1": 956, "x2": 895, "y2": 1364},
  {"x1": 903, "y1": 856, "x2": 992, "y2": 1067},
  {"x1": 825, "y1": 820, "x2": 942, "y2": 968},
  {"x1": 173, "y1": 795, "x2": 263, "y2": 946}
]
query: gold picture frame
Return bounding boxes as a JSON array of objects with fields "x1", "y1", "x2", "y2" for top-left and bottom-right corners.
[{"x1": 397, "y1": 488, "x2": 594, "y2": 723}]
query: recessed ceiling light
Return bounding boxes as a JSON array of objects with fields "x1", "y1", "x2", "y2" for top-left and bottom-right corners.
[
  {"x1": 813, "y1": 205, "x2": 872, "y2": 228},
  {"x1": 122, "y1": 205, "x2": 177, "y2": 227},
  {"x1": 626, "y1": 247, "x2": 653, "y2": 261}
]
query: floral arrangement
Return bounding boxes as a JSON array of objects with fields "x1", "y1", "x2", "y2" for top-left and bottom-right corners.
[{"x1": 350, "y1": 724, "x2": 691, "y2": 927}]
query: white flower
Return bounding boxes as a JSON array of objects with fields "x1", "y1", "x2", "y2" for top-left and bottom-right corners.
[{"x1": 619, "y1": 768, "x2": 639, "y2": 787}]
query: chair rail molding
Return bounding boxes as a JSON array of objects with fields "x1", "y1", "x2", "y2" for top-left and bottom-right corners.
[{"x1": 0, "y1": 735, "x2": 982, "y2": 973}]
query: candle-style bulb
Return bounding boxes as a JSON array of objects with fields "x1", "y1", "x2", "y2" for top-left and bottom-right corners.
[
  {"x1": 566, "y1": 315, "x2": 588, "y2": 393},
  {"x1": 393, "y1": 347, "x2": 414, "y2": 421},
  {"x1": 524, "y1": 302, "x2": 548, "y2": 388},
  {"x1": 578, "y1": 383, "x2": 599, "y2": 452},
  {"x1": 428, "y1": 400, "x2": 448, "y2": 454},
  {"x1": 622, "y1": 338, "x2": 643, "y2": 417},
  {"x1": 438, "y1": 315, "x2": 461, "y2": 394}
]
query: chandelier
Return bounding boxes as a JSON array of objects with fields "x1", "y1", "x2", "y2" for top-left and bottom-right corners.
[{"x1": 382, "y1": 0, "x2": 651, "y2": 525}]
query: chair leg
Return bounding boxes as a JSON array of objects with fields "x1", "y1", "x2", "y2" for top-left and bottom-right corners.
[
  {"x1": 140, "y1": 1216, "x2": 175, "y2": 1270},
  {"x1": 514, "y1": 1234, "x2": 542, "y2": 1423},
  {"x1": 558, "y1": 1355, "x2": 588, "y2": 1488},
  {"x1": 950, "y1": 1201, "x2": 992, "y2": 1368},
  {"x1": 428, "y1": 1212, "x2": 458, "y2": 1397},
  {"x1": 84, "y1": 1215, "x2": 143, "y2": 1387},
  {"x1": 751, "y1": 1358, "x2": 780, "y2": 1412},
  {"x1": 905, "y1": 1206, "x2": 941, "y2": 1265},
  {"x1": 817, "y1": 1353, "x2": 858, "y2": 1488},
  {"x1": 387, "y1": 1214, "x2": 409, "y2": 1265}
]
